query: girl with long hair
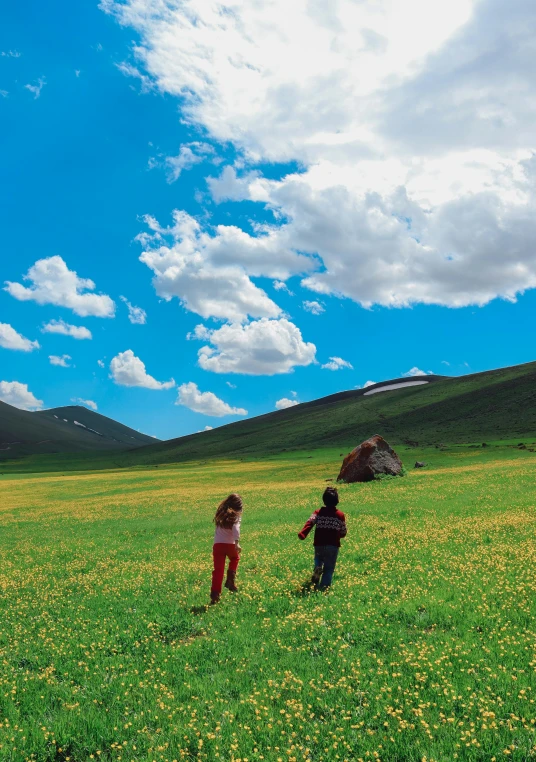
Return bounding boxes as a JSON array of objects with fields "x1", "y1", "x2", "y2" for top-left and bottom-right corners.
[{"x1": 210, "y1": 493, "x2": 243, "y2": 604}]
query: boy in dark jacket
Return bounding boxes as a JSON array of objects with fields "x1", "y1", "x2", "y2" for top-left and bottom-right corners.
[{"x1": 298, "y1": 486, "x2": 347, "y2": 588}]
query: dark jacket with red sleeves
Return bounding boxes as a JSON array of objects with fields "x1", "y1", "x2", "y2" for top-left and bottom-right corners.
[{"x1": 298, "y1": 506, "x2": 347, "y2": 547}]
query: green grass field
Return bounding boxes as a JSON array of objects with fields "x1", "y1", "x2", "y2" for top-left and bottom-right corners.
[{"x1": 1, "y1": 445, "x2": 536, "y2": 761}]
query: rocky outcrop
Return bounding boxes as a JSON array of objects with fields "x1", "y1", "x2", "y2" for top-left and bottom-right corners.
[{"x1": 337, "y1": 435, "x2": 403, "y2": 483}]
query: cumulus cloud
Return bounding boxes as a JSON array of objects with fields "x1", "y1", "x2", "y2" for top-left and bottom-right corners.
[
  {"x1": 163, "y1": 142, "x2": 213, "y2": 182},
  {"x1": 102, "y1": 0, "x2": 536, "y2": 311},
  {"x1": 41, "y1": 319, "x2": 92, "y2": 340},
  {"x1": 0, "y1": 323, "x2": 39, "y2": 351},
  {"x1": 321, "y1": 356, "x2": 353, "y2": 371},
  {"x1": 303, "y1": 300, "x2": 325, "y2": 315},
  {"x1": 97, "y1": 359, "x2": 105, "y2": 368},
  {"x1": 176, "y1": 382, "x2": 247, "y2": 417},
  {"x1": 109, "y1": 350, "x2": 175, "y2": 389},
  {"x1": 0, "y1": 380, "x2": 43, "y2": 410},
  {"x1": 187, "y1": 324, "x2": 211, "y2": 341},
  {"x1": 196, "y1": 318, "x2": 316, "y2": 375},
  {"x1": 137, "y1": 211, "x2": 287, "y2": 322},
  {"x1": 275, "y1": 397, "x2": 299, "y2": 410},
  {"x1": 273, "y1": 280, "x2": 294, "y2": 295},
  {"x1": 403, "y1": 367, "x2": 432, "y2": 377},
  {"x1": 120, "y1": 296, "x2": 147, "y2": 324},
  {"x1": 6, "y1": 256, "x2": 115, "y2": 317},
  {"x1": 71, "y1": 397, "x2": 98, "y2": 411},
  {"x1": 363, "y1": 380, "x2": 376, "y2": 388},
  {"x1": 49, "y1": 354, "x2": 72, "y2": 367}
]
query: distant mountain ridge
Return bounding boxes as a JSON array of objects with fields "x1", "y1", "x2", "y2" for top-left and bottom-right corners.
[
  {"x1": 0, "y1": 402, "x2": 158, "y2": 459},
  {"x1": 3, "y1": 360, "x2": 536, "y2": 470},
  {"x1": 116, "y1": 361, "x2": 536, "y2": 467}
]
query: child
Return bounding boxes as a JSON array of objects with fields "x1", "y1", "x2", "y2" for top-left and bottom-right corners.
[
  {"x1": 298, "y1": 486, "x2": 347, "y2": 589},
  {"x1": 210, "y1": 493, "x2": 243, "y2": 604}
]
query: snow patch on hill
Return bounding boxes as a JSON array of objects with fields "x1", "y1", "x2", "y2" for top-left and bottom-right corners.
[{"x1": 364, "y1": 380, "x2": 429, "y2": 396}]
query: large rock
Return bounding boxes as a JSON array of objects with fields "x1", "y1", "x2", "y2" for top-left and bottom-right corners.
[{"x1": 337, "y1": 435, "x2": 403, "y2": 483}]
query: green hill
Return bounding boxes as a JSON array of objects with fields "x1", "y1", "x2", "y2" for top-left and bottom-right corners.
[
  {"x1": 0, "y1": 402, "x2": 158, "y2": 459},
  {"x1": 118, "y1": 361, "x2": 536, "y2": 467},
  {"x1": 3, "y1": 361, "x2": 535, "y2": 472}
]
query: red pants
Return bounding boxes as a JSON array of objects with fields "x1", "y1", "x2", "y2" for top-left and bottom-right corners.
[{"x1": 211, "y1": 543, "x2": 240, "y2": 594}]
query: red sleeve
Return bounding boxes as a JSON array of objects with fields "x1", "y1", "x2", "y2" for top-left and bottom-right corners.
[
  {"x1": 298, "y1": 510, "x2": 319, "y2": 540},
  {"x1": 337, "y1": 510, "x2": 347, "y2": 538}
]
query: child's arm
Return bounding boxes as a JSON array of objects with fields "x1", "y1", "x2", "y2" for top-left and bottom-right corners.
[
  {"x1": 233, "y1": 517, "x2": 242, "y2": 553},
  {"x1": 298, "y1": 511, "x2": 318, "y2": 540},
  {"x1": 339, "y1": 512, "x2": 347, "y2": 539}
]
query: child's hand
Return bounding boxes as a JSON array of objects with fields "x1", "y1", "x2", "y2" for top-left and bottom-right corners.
[{"x1": 236, "y1": 544, "x2": 242, "y2": 555}]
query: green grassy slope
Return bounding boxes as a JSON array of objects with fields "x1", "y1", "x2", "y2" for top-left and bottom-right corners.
[
  {"x1": 0, "y1": 402, "x2": 158, "y2": 459},
  {"x1": 120, "y1": 360, "x2": 536, "y2": 467}
]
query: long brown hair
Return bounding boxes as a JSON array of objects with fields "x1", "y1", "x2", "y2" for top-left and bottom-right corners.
[{"x1": 214, "y1": 493, "x2": 243, "y2": 528}]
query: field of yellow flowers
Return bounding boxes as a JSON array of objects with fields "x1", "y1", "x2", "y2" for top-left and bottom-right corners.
[{"x1": 0, "y1": 446, "x2": 535, "y2": 762}]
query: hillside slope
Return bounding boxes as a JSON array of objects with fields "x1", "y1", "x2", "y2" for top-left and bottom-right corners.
[
  {"x1": 0, "y1": 402, "x2": 157, "y2": 459},
  {"x1": 120, "y1": 361, "x2": 536, "y2": 467}
]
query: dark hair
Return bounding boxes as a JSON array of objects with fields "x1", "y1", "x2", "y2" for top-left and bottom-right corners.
[
  {"x1": 322, "y1": 486, "x2": 339, "y2": 508},
  {"x1": 214, "y1": 493, "x2": 243, "y2": 528}
]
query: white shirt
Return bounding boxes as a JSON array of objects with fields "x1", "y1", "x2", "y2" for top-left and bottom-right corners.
[{"x1": 214, "y1": 514, "x2": 241, "y2": 544}]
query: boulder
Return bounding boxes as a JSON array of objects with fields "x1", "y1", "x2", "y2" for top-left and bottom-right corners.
[
  {"x1": 337, "y1": 435, "x2": 403, "y2": 483},
  {"x1": 414, "y1": 461, "x2": 426, "y2": 468}
]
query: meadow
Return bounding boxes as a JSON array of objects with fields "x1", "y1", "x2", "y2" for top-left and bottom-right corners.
[{"x1": 1, "y1": 445, "x2": 535, "y2": 761}]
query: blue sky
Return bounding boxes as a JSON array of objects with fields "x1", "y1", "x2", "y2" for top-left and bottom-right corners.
[{"x1": 1, "y1": 0, "x2": 535, "y2": 440}]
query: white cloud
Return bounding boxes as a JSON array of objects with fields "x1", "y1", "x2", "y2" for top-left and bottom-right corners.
[
  {"x1": 1, "y1": 50, "x2": 21, "y2": 58},
  {"x1": 403, "y1": 367, "x2": 432, "y2": 377},
  {"x1": 120, "y1": 296, "x2": 147, "y2": 324},
  {"x1": 363, "y1": 380, "x2": 376, "y2": 388},
  {"x1": 204, "y1": 425, "x2": 213, "y2": 430},
  {"x1": 71, "y1": 397, "x2": 98, "y2": 411},
  {"x1": 226, "y1": 381, "x2": 237, "y2": 389},
  {"x1": 0, "y1": 323, "x2": 40, "y2": 351},
  {"x1": 24, "y1": 77, "x2": 46, "y2": 99},
  {"x1": 197, "y1": 318, "x2": 316, "y2": 375},
  {"x1": 303, "y1": 300, "x2": 325, "y2": 315},
  {"x1": 49, "y1": 354, "x2": 72, "y2": 367},
  {"x1": 0, "y1": 380, "x2": 43, "y2": 410},
  {"x1": 163, "y1": 142, "x2": 213, "y2": 182},
  {"x1": 321, "y1": 356, "x2": 353, "y2": 371},
  {"x1": 275, "y1": 397, "x2": 299, "y2": 410},
  {"x1": 109, "y1": 349, "x2": 175, "y2": 389},
  {"x1": 273, "y1": 280, "x2": 294, "y2": 295},
  {"x1": 103, "y1": 0, "x2": 476, "y2": 162},
  {"x1": 176, "y1": 382, "x2": 247, "y2": 417},
  {"x1": 97, "y1": 359, "x2": 105, "y2": 368},
  {"x1": 187, "y1": 324, "x2": 211, "y2": 341},
  {"x1": 137, "y1": 211, "x2": 285, "y2": 322},
  {"x1": 6, "y1": 256, "x2": 115, "y2": 317},
  {"x1": 0, "y1": 90, "x2": 8, "y2": 98},
  {"x1": 41, "y1": 319, "x2": 92, "y2": 340},
  {"x1": 208, "y1": 166, "x2": 262, "y2": 202},
  {"x1": 102, "y1": 0, "x2": 536, "y2": 311}
]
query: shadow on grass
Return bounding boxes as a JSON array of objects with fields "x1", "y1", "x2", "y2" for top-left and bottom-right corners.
[
  {"x1": 190, "y1": 604, "x2": 209, "y2": 615},
  {"x1": 292, "y1": 579, "x2": 325, "y2": 598}
]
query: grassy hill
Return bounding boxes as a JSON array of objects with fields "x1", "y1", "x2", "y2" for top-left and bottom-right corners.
[
  {"x1": 2, "y1": 360, "x2": 535, "y2": 473},
  {"x1": 118, "y1": 361, "x2": 536, "y2": 467},
  {"x1": 0, "y1": 402, "x2": 158, "y2": 459}
]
